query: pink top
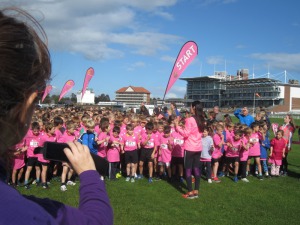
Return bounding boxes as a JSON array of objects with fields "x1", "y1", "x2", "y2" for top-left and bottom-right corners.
[
  {"x1": 55, "y1": 128, "x2": 63, "y2": 141},
  {"x1": 175, "y1": 117, "x2": 202, "y2": 152},
  {"x1": 97, "y1": 132, "x2": 109, "y2": 158},
  {"x1": 270, "y1": 137, "x2": 286, "y2": 160},
  {"x1": 239, "y1": 136, "x2": 249, "y2": 161},
  {"x1": 120, "y1": 124, "x2": 127, "y2": 137},
  {"x1": 248, "y1": 132, "x2": 262, "y2": 156},
  {"x1": 107, "y1": 135, "x2": 122, "y2": 162},
  {"x1": 57, "y1": 132, "x2": 76, "y2": 143},
  {"x1": 225, "y1": 137, "x2": 242, "y2": 157},
  {"x1": 38, "y1": 133, "x2": 57, "y2": 163},
  {"x1": 171, "y1": 131, "x2": 184, "y2": 157},
  {"x1": 24, "y1": 130, "x2": 43, "y2": 158},
  {"x1": 141, "y1": 133, "x2": 156, "y2": 149},
  {"x1": 212, "y1": 133, "x2": 223, "y2": 159},
  {"x1": 123, "y1": 134, "x2": 139, "y2": 151},
  {"x1": 12, "y1": 139, "x2": 26, "y2": 170},
  {"x1": 158, "y1": 135, "x2": 172, "y2": 163}
]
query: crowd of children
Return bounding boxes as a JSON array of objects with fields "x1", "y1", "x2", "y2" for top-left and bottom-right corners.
[{"x1": 8, "y1": 105, "x2": 296, "y2": 194}]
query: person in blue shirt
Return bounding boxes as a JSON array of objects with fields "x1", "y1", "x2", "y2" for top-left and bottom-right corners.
[
  {"x1": 234, "y1": 107, "x2": 254, "y2": 127},
  {"x1": 80, "y1": 119, "x2": 98, "y2": 155}
]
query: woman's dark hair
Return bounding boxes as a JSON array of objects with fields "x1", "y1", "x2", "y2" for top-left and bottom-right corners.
[{"x1": 191, "y1": 101, "x2": 205, "y2": 132}]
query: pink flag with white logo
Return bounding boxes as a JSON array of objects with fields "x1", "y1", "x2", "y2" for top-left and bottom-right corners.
[
  {"x1": 81, "y1": 67, "x2": 94, "y2": 99},
  {"x1": 59, "y1": 80, "x2": 75, "y2": 101},
  {"x1": 163, "y1": 41, "x2": 198, "y2": 100},
  {"x1": 41, "y1": 85, "x2": 52, "y2": 102}
]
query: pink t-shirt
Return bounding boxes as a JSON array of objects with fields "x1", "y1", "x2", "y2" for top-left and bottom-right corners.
[
  {"x1": 107, "y1": 135, "x2": 122, "y2": 162},
  {"x1": 239, "y1": 136, "x2": 249, "y2": 161},
  {"x1": 12, "y1": 139, "x2": 26, "y2": 170},
  {"x1": 97, "y1": 132, "x2": 109, "y2": 158},
  {"x1": 226, "y1": 137, "x2": 242, "y2": 158},
  {"x1": 57, "y1": 132, "x2": 76, "y2": 143},
  {"x1": 38, "y1": 133, "x2": 57, "y2": 163},
  {"x1": 123, "y1": 134, "x2": 139, "y2": 151},
  {"x1": 270, "y1": 137, "x2": 286, "y2": 160},
  {"x1": 141, "y1": 133, "x2": 156, "y2": 149},
  {"x1": 158, "y1": 135, "x2": 172, "y2": 163},
  {"x1": 248, "y1": 132, "x2": 262, "y2": 156},
  {"x1": 24, "y1": 130, "x2": 43, "y2": 158},
  {"x1": 212, "y1": 133, "x2": 223, "y2": 159},
  {"x1": 171, "y1": 131, "x2": 184, "y2": 158},
  {"x1": 55, "y1": 128, "x2": 63, "y2": 141}
]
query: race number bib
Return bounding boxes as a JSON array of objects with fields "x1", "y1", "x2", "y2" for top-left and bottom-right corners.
[
  {"x1": 126, "y1": 141, "x2": 136, "y2": 147},
  {"x1": 30, "y1": 140, "x2": 38, "y2": 147},
  {"x1": 174, "y1": 138, "x2": 184, "y2": 145},
  {"x1": 161, "y1": 144, "x2": 168, "y2": 149}
]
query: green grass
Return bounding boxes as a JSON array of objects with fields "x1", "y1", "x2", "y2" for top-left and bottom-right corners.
[{"x1": 19, "y1": 118, "x2": 300, "y2": 225}]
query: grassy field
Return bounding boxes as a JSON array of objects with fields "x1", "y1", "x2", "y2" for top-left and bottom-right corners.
[{"x1": 19, "y1": 118, "x2": 300, "y2": 225}]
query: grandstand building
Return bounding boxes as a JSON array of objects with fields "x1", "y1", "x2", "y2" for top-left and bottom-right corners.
[
  {"x1": 180, "y1": 70, "x2": 300, "y2": 112},
  {"x1": 115, "y1": 86, "x2": 151, "y2": 107}
]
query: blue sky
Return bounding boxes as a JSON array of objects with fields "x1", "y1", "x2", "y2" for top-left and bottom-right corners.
[{"x1": 5, "y1": 0, "x2": 300, "y2": 99}]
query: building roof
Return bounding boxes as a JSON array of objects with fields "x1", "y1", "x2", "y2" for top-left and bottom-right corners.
[
  {"x1": 116, "y1": 86, "x2": 151, "y2": 94},
  {"x1": 220, "y1": 78, "x2": 282, "y2": 87}
]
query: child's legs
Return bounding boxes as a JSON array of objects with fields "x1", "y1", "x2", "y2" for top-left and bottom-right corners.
[
  {"x1": 11, "y1": 169, "x2": 17, "y2": 184},
  {"x1": 17, "y1": 167, "x2": 24, "y2": 182},
  {"x1": 138, "y1": 161, "x2": 144, "y2": 175},
  {"x1": 166, "y1": 164, "x2": 172, "y2": 178},
  {"x1": 275, "y1": 165, "x2": 280, "y2": 176},
  {"x1": 206, "y1": 162, "x2": 212, "y2": 179},
  {"x1": 61, "y1": 165, "x2": 69, "y2": 184},
  {"x1": 247, "y1": 158, "x2": 251, "y2": 174},
  {"x1": 240, "y1": 161, "x2": 247, "y2": 178},
  {"x1": 159, "y1": 163, "x2": 164, "y2": 175},
  {"x1": 41, "y1": 164, "x2": 48, "y2": 183},
  {"x1": 24, "y1": 166, "x2": 33, "y2": 183},
  {"x1": 131, "y1": 163, "x2": 136, "y2": 176},
  {"x1": 261, "y1": 160, "x2": 268, "y2": 173},
  {"x1": 271, "y1": 164, "x2": 276, "y2": 176},
  {"x1": 126, "y1": 163, "x2": 131, "y2": 176},
  {"x1": 234, "y1": 161, "x2": 239, "y2": 175},
  {"x1": 255, "y1": 157, "x2": 262, "y2": 174},
  {"x1": 281, "y1": 153, "x2": 288, "y2": 172},
  {"x1": 148, "y1": 161, "x2": 153, "y2": 178},
  {"x1": 178, "y1": 163, "x2": 184, "y2": 177},
  {"x1": 67, "y1": 168, "x2": 74, "y2": 180},
  {"x1": 199, "y1": 161, "x2": 204, "y2": 178},
  {"x1": 212, "y1": 161, "x2": 219, "y2": 177}
]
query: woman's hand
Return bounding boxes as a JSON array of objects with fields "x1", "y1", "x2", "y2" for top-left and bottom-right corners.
[{"x1": 64, "y1": 141, "x2": 96, "y2": 175}]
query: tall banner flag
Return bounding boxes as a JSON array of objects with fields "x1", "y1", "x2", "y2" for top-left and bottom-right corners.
[
  {"x1": 41, "y1": 85, "x2": 52, "y2": 102},
  {"x1": 81, "y1": 67, "x2": 95, "y2": 99},
  {"x1": 163, "y1": 41, "x2": 198, "y2": 100},
  {"x1": 59, "y1": 80, "x2": 75, "y2": 101}
]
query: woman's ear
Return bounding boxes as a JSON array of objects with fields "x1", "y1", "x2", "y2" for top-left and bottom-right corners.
[{"x1": 20, "y1": 91, "x2": 38, "y2": 124}]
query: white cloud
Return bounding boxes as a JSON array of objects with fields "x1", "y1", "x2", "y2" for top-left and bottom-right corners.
[
  {"x1": 8, "y1": 0, "x2": 180, "y2": 60},
  {"x1": 165, "y1": 86, "x2": 186, "y2": 98},
  {"x1": 250, "y1": 53, "x2": 300, "y2": 74},
  {"x1": 206, "y1": 56, "x2": 225, "y2": 65},
  {"x1": 127, "y1": 61, "x2": 146, "y2": 71},
  {"x1": 199, "y1": 0, "x2": 238, "y2": 6},
  {"x1": 236, "y1": 44, "x2": 246, "y2": 49},
  {"x1": 161, "y1": 55, "x2": 176, "y2": 63}
]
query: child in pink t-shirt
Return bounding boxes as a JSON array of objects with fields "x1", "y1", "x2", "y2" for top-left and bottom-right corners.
[
  {"x1": 225, "y1": 129, "x2": 244, "y2": 182},
  {"x1": 212, "y1": 124, "x2": 225, "y2": 182},
  {"x1": 138, "y1": 122, "x2": 157, "y2": 183},
  {"x1": 11, "y1": 139, "x2": 27, "y2": 188},
  {"x1": 239, "y1": 127, "x2": 251, "y2": 182},
  {"x1": 269, "y1": 130, "x2": 286, "y2": 176},
  {"x1": 122, "y1": 124, "x2": 140, "y2": 182},
  {"x1": 157, "y1": 125, "x2": 173, "y2": 180},
  {"x1": 107, "y1": 126, "x2": 122, "y2": 180},
  {"x1": 97, "y1": 120, "x2": 110, "y2": 158},
  {"x1": 57, "y1": 121, "x2": 77, "y2": 191},
  {"x1": 171, "y1": 120, "x2": 185, "y2": 182},
  {"x1": 24, "y1": 121, "x2": 43, "y2": 189},
  {"x1": 39, "y1": 122, "x2": 57, "y2": 188},
  {"x1": 247, "y1": 122, "x2": 264, "y2": 180}
]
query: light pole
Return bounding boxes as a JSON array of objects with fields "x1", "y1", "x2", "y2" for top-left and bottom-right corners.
[{"x1": 253, "y1": 92, "x2": 255, "y2": 115}]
